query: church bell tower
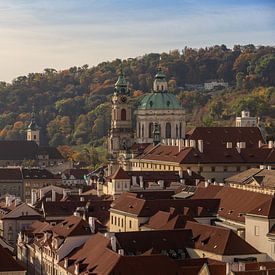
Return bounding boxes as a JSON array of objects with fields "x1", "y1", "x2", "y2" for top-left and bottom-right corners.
[
  {"x1": 27, "y1": 106, "x2": 40, "y2": 146},
  {"x1": 108, "y1": 67, "x2": 133, "y2": 174}
]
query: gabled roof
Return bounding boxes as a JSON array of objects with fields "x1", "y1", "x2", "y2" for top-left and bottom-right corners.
[
  {"x1": 110, "y1": 167, "x2": 131, "y2": 180},
  {"x1": 185, "y1": 221, "x2": 260, "y2": 256},
  {"x1": 37, "y1": 146, "x2": 64, "y2": 159},
  {"x1": 62, "y1": 169, "x2": 89, "y2": 180}
]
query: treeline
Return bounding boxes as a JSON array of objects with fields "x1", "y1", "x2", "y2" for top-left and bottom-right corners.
[{"x1": 0, "y1": 44, "x2": 274, "y2": 149}]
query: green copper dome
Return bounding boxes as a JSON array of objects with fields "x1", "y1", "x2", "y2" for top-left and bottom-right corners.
[{"x1": 138, "y1": 91, "x2": 182, "y2": 110}]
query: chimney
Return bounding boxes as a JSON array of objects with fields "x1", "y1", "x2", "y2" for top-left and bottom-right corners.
[
  {"x1": 139, "y1": 176, "x2": 144, "y2": 189},
  {"x1": 226, "y1": 262, "x2": 231, "y2": 275},
  {"x1": 258, "y1": 140, "x2": 262, "y2": 148},
  {"x1": 226, "y1": 142, "x2": 232, "y2": 149},
  {"x1": 15, "y1": 198, "x2": 21, "y2": 207},
  {"x1": 51, "y1": 190, "x2": 56, "y2": 202},
  {"x1": 158, "y1": 180, "x2": 164, "y2": 189},
  {"x1": 268, "y1": 140, "x2": 273, "y2": 148},
  {"x1": 198, "y1": 140, "x2": 203, "y2": 153},
  {"x1": 39, "y1": 189, "x2": 44, "y2": 200},
  {"x1": 132, "y1": 176, "x2": 137, "y2": 186},
  {"x1": 240, "y1": 142, "x2": 246, "y2": 149},
  {"x1": 187, "y1": 169, "x2": 192, "y2": 176},
  {"x1": 111, "y1": 236, "x2": 117, "y2": 252},
  {"x1": 180, "y1": 179, "x2": 185, "y2": 184},
  {"x1": 178, "y1": 139, "x2": 184, "y2": 152},
  {"x1": 185, "y1": 139, "x2": 190, "y2": 147},
  {"x1": 171, "y1": 139, "x2": 175, "y2": 146},
  {"x1": 78, "y1": 188, "x2": 82, "y2": 195},
  {"x1": 268, "y1": 166, "x2": 272, "y2": 170},
  {"x1": 205, "y1": 181, "x2": 209, "y2": 188},
  {"x1": 5, "y1": 196, "x2": 10, "y2": 207},
  {"x1": 195, "y1": 179, "x2": 200, "y2": 185},
  {"x1": 74, "y1": 263, "x2": 79, "y2": 275},
  {"x1": 80, "y1": 197, "x2": 84, "y2": 202},
  {"x1": 190, "y1": 140, "x2": 196, "y2": 148},
  {"x1": 118, "y1": 249, "x2": 124, "y2": 256},
  {"x1": 64, "y1": 258, "x2": 68, "y2": 269},
  {"x1": 31, "y1": 189, "x2": 37, "y2": 206},
  {"x1": 179, "y1": 169, "x2": 183, "y2": 178},
  {"x1": 89, "y1": 217, "x2": 96, "y2": 234}
]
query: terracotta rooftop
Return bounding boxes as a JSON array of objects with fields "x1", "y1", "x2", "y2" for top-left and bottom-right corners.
[
  {"x1": 185, "y1": 221, "x2": 260, "y2": 256},
  {"x1": 109, "y1": 167, "x2": 131, "y2": 180},
  {"x1": 192, "y1": 185, "x2": 272, "y2": 223},
  {"x1": 111, "y1": 192, "x2": 219, "y2": 218},
  {"x1": 186, "y1": 127, "x2": 265, "y2": 149},
  {"x1": 51, "y1": 215, "x2": 91, "y2": 237}
]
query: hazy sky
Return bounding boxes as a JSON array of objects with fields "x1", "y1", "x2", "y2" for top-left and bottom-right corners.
[{"x1": 0, "y1": 0, "x2": 275, "y2": 82}]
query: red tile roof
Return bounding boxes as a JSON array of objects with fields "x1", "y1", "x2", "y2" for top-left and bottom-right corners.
[
  {"x1": 186, "y1": 127, "x2": 265, "y2": 149},
  {"x1": 50, "y1": 215, "x2": 91, "y2": 237},
  {"x1": 185, "y1": 221, "x2": 260, "y2": 256},
  {"x1": 192, "y1": 185, "x2": 272, "y2": 223},
  {"x1": 109, "y1": 167, "x2": 131, "y2": 180}
]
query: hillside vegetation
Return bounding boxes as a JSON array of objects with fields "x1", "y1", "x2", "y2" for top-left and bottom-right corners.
[{"x1": 0, "y1": 44, "x2": 275, "y2": 165}]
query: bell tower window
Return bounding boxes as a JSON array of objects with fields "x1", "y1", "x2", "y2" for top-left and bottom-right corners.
[{"x1": 121, "y1": 109, "x2": 126, "y2": 121}]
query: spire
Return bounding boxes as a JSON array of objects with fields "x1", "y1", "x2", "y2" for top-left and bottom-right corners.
[
  {"x1": 28, "y1": 105, "x2": 39, "y2": 130},
  {"x1": 153, "y1": 122, "x2": 160, "y2": 145},
  {"x1": 114, "y1": 62, "x2": 128, "y2": 95}
]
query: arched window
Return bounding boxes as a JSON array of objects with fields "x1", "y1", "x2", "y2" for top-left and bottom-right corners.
[
  {"x1": 138, "y1": 122, "x2": 141, "y2": 138},
  {"x1": 179, "y1": 122, "x2": 182, "y2": 138},
  {"x1": 176, "y1": 125, "x2": 179, "y2": 138},
  {"x1": 142, "y1": 124, "x2": 144, "y2": 138},
  {"x1": 149, "y1": 123, "x2": 153, "y2": 138},
  {"x1": 121, "y1": 109, "x2": 126, "y2": 121},
  {"x1": 165, "y1": 122, "x2": 171, "y2": 138}
]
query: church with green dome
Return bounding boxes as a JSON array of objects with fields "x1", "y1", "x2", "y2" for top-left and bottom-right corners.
[
  {"x1": 107, "y1": 65, "x2": 185, "y2": 175},
  {"x1": 135, "y1": 67, "x2": 186, "y2": 144}
]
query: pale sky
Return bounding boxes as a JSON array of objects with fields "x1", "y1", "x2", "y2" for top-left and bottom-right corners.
[{"x1": 0, "y1": 0, "x2": 275, "y2": 82}]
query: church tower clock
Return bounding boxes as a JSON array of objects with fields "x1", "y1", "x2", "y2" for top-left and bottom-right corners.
[{"x1": 108, "y1": 67, "x2": 133, "y2": 174}]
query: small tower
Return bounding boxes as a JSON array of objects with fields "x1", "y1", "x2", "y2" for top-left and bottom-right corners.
[
  {"x1": 153, "y1": 67, "x2": 168, "y2": 92},
  {"x1": 27, "y1": 106, "x2": 40, "y2": 145},
  {"x1": 108, "y1": 66, "x2": 133, "y2": 175}
]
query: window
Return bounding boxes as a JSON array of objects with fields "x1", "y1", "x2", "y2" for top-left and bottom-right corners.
[
  {"x1": 176, "y1": 125, "x2": 179, "y2": 138},
  {"x1": 111, "y1": 215, "x2": 113, "y2": 224},
  {"x1": 129, "y1": 220, "x2": 132, "y2": 229},
  {"x1": 179, "y1": 123, "x2": 182, "y2": 138},
  {"x1": 142, "y1": 124, "x2": 144, "y2": 138},
  {"x1": 149, "y1": 123, "x2": 153, "y2": 138},
  {"x1": 121, "y1": 219, "x2": 124, "y2": 228},
  {"x1": 236, "y1": 166, "x2": 241, "y2": 172},
  {"x1": 118, "y1": 218, "x2": 120, "y2": 227},
  {"x1": 114, "y1": 216, "x2": 117, "y2": 226},
  {"x1": 223, "y1": 166, "x2": 228, "y2": 172},
  {"x1": 138, "y1": 123, "x2": 141, "y2": 138},
  {"x1": 165, "y1": 123, "x2": 171, "y2": 138},
  {"x1": 254, "y1": 225, "x2": 260, "y2": 236},
  {"x1": 211, "y1": 166, "x2": 215, "y2": 172},
  {"x1": 121, "y1": 109, "x2": 126, "y2": 121}
]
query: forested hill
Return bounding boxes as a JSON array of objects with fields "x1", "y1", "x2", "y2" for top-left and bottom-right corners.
[{"x1": 0, "y1": 44, "x2": 275, "y2": 152}]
